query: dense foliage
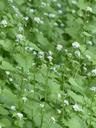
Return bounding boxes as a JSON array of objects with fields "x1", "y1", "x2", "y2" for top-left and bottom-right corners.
[{"x1": 0, "y1": 0, "x2": 96, "y2": 127}]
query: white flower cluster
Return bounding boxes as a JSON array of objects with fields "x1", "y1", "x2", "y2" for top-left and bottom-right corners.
[
  {"x1": 38, "y1": 51, "x2": 44, "y2": 59},
  {"x1": 16, "y1": 34, "x2": 24, "y2": 42},
  {"x1": 22, "y1": 96, "x2": 27, "y2": 103},
  {"x1": 56, "y1": 44, "x2": 63, "y2": 51},
  {"x1": 40, "y1": 103, "x2": 44, "y2": 108},
  {"x1": 34, "y1": 17, "x2": 44, "y2": 24},
  {"x1": 72, "y1": 42, "x2": 80, "y2": 49},
  {"x1": 86, "y1": 6, "x2": 93, "y2": 12},
  {"x1": 91, "y1": 69, "x2": 96, "y2": 76},
  {"x1": 51, "y1": 116, "x2": 56, "y2": 123},
  {"x1": 11, "y1": 105, "x2": 16, "y2": 111},
  {"x1": 57, "y1": 109, "x2": 61, "y2": 114},
  {"x1": 64, "y1": 100, "x2": 69, "y2": 105},
  {"x1": 16, "y1": 112, "x2": 23, "y2": 120},
  {"x1": 90, "y1": 86, "x2": 96, "y2": 92},
  {"x1": 72, "y1": 104, "x2": 83, "y2": 112},
  {"x1": 0, "y1": 19, "x2": 8, "y2": 27},
  {"x1": 74, "y1": 50, "x2": 80, "y2": 57},
  {"x1": 49, "y1": 14, "x2": 56, "y2": 18},
  {"x1": 41, "y1": 2, "x2": 49, "y2": 8}
]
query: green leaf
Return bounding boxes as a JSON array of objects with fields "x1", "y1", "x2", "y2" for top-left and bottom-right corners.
[{"x1": 0, "y1": 106, "x2": 9, "y2": 115}]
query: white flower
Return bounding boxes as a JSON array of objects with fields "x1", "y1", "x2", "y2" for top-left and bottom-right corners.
[
  {"x1": 38, "y1": 51, "x2": 44, "y2": 59},
  {"x1": 58, "y1": 10, "x2": 63, "y2": 14},
  {"x1": 90, "y1": 86, "x2": 96, "y2": 92},
  {"x1": 16, "y1": 34, "x2": 24, "y2": 42},
  {"x1": 0, "y1": 19, "x2": 8, "y2": 27},
  {"x1": 87, "y1": 41, "x2": 92, "y2": 45},
  {"x1": 57, "y1": 109, "x2": 61, "y2": 114},
  {"x1": 34, "y1": 17, "x2": 44, "y2": 24},
  {"x1": 47, "y1": 55, "x2": 53, "y2": 61},
  {"x1": 57, "y1": 3, "x2": 61, "y2": 8},
  {"x1": 9, "y1": 78, "x2": 13, "y2": 82},
  {"x1": 30, "y1": 9, "x2": 35, "y2": 13},
  {"x1": 24, "y1": 16, "x2": 29, "y2": 21},
  {"x1": 40, "y1": 103, "x2": 44, "y2": 108},
  {"x1": 48, "y1": 14, "x2": 56, "y2": 18},
  {"x1": 41, "y1": 2, "x2": 47, "y2": 7},
  {"x1": 30, "y1": 89, "x2": 34, "y2": 93},
  {"x1": 19, "y1": 26, "x2": 24, "y2": 32},
  {"x1": 64, "y1": 100, "x2": 69, "y2": 105},
  {"x1": 73, "y1": 104, "x2": 83, "y2": 112},
  {"x1": 51, "y1": 117, "x2": 56, "y2": 123},
  {"x1": 22, "y1": 97, "x2": 27, "y2": 103},
  {"x1": 72, "y1": 0, "x2": 77, "y2": 4},
  {"x1": 72, "y1": 10, "x2": 76, "y2": 14},
  {"x1": 17, "y1": 112, "x2": 23, "y2": 120},
  {"x1": 86, "y1": 6, "x2": 93, "y2": 12},
  {"x1": 5, "y1": 71, "x2": 10, "y2": 75},
  {"x1": 48, "y1": 51, "x2": 53, "y2": 56},
  {"x1": 91, "y1": 69, "x2": 96, "y2": 76},
  {"x1": 11, "y1": 105, "x2": 16, "y2": 111},
  {"x1": 56, "y1": 44, "x2": 63, "y2": 51},
  {"x1": 8, "y1": 0, "x2": 13, "y2": 2},
  {"x1": 74, "y1": 50, "x2": 80, "y2": 57},
  {"x1": 72, "y1": 42, "x2": 80, "y2": 48}
]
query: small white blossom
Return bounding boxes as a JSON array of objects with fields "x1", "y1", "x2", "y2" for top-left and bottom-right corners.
[
  {"x1": 0, "y1": 19, "x2": 8, "y2": 27},
  {"x1": 30, "y1": 9, "x2": 35, "y2": 13},
  {"x1": 49, "y1": 14, "x2": 56, "y2": 18},
  {"x1": 16, "y1": 34, "x2": 24, "y2": 42},
  {"x1": 72, "y1": 42, "x2": 80, "y2": 49},
  {"x1": 24, "y1": 16, "x2": 29, "y2": 21},
  {"x1": 9, "y1": 78, "x2": 13, "y2": 82},
  {"x1": 91, "y1": 69, "x2": 96, "y2": 76},
  {"x1": 73, "y1": 104, "x2": 83, "y2": 112},
  {"x1": 51, "y1": 116, "x2": 56, "y2": 123},
  {"x1": 40, "y1": 103, "x2": 44, "y2": 108},
  {"x1": 86, "y1": 6, "x2": 93, "y2": 12},
  {"x1": 56, "y1": 44, "x2": 63, "y2": 51},
  {"x1": 57, "y1": 3, "x2": 61, "y2": 8},
  {"x1": 90, "y1": 86, "x2": 96, "y2": 92},
  {"x1": 41, "y1": 2, "x2": 47, "y2": 7},
  {"x1": 34, "y1": 17, "x2": 44, "y2": 24},
  {"x1": 22, "y1": 97, "x2": 27, "y2": 103},
  {"x1": 17, "y1": 112, "x2": 23, "y2": 120},
  {"x1": 72, "y1": 0, "x2": 77, "y2": 4},
  {"x1": 48, "y1": 51, "x2": 53, "y2": 56},
  {"x1": 74, "y1": 50, "x2": 80, "y2": 57},
  {"x1": 19, "y1": 26, "x2": 24, "y2": 32},
  {"x1": 5, "y1": 71, "x2": 10, "y2": 75},
  {"x1": 44, "y1": 12, "x2": 49, "y2": 16},
  {"x1": 11, "y1": 105, "x2": 16, "y2": 111},
  {"x1": 47, "y1": 55, "x2": 53, "y2": 61},
  {"x1": 87, "y1": 41, "x2": 92, "y2": 45},
  {"x1": 58, "y1": 10, "x2": 63, "y2": 14},
  {"x1": 57, "y1": 109, "x2": 61, "y2": 114},
  {"x1": 38, "y1": 51, "x2": 44, "y2": 59},
  {"x1": 30, "y1": 89, "x2": 34, "y2": 93},
  {"x1": 86, "y1": 55, "x2": 91, "y2": 60},
  {"x1": 72, "y1": 10, "x2": 76, "y2": 14},
  {"x1": 64, "y1": 100, "x2": 69, "y2": 105}
]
